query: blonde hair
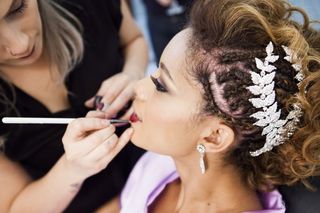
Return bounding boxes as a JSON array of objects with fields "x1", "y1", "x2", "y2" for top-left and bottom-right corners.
[
  {"x1": 38, "y1": 0, "x2": 84, "y2": 80},
  {"x1": 0, "y1": 0, "x2": 84, "y2": 149},
  {"x1": 189, "y1": 0, "x2": 320, "y2": 190}
]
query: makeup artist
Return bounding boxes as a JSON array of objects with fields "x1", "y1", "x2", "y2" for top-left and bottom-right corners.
[{"x1": 0, "y1": 0, "x2": 147, "y2": 212}]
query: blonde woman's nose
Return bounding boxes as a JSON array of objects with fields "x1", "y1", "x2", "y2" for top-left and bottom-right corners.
[{"x1": 2, "y1": 26, "x2": 29, "y2": 57}]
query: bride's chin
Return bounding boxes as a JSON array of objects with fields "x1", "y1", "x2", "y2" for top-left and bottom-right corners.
[
  {"x1": 130, "y1": 136, "x2": 145, "y2": 149},
  {"x1": 129, "y1": 135, "x2": 138, "y2": 145}
]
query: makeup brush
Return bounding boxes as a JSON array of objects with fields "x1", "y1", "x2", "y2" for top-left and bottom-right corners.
[{"x1": 1, "y1": 117, "x2": 129, "y2": 125}]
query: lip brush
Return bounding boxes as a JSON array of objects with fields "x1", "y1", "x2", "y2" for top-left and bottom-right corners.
[{"x1": 1, "y1": 117, "x2": 129, "y2": 125}]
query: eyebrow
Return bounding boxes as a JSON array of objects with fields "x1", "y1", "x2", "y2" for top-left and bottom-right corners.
[
  {"x1": 160, "y1": 62, "x2": 174, "y2": 82},
  {"x1": 0, "y1": 0, "x2": 15, "y2": 20}
]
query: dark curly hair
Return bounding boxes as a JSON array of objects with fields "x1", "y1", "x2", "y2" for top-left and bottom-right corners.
[{"x1": 188, "y1": 0, "x2": 320, "y2": 191}]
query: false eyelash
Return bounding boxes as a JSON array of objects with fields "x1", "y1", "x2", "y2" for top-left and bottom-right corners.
[{"x1": 150, "y1": 76, "x2": 168, "y2": 92}]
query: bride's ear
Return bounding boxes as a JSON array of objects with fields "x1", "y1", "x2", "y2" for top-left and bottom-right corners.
[{"x1": 198, "y1": 121, "x2": 235, "y2": 153}]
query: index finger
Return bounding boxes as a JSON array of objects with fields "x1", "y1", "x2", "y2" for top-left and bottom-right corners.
[
  {"x1": 104, "y1": 87, "x2": 133, "y2": 118},
  {"x1": 66, "y1": 118, "x2": 110, "y2": 139}
]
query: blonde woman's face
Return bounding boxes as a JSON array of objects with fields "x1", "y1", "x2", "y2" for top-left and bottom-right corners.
[{"x1": 0, "y1": 0, "x2": 43, "y2": 68}]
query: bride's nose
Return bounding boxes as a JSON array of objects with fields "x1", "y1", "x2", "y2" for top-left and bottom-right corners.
[{"x1": 133, "y1": 77, "x2": 149, "y2": 102}]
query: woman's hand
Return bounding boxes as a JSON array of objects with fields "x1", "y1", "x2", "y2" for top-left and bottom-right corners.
[
  {"x1": 62, "y1": 111, "x2": 133, "y2": 181},
  {"x1": 85, "y1": 0, "x2": 148, "y2": 120},
  {"x1": 85, "y1": 72, "x2": 139, "y2": 120},
  {"x1": 0, "y1": 110, "x2": 133, "y2": 212}
]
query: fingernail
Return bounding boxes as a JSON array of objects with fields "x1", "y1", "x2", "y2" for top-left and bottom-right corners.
[
  {"x1": 97, "y1": 103, "x2": 104, "y2": 111},
  {"x1": 94, "y1": 96, "x2": 103, "y2": 110}
]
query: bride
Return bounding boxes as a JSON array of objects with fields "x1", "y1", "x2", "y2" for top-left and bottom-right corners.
[{"x1": 64, "y1": 0, "x2": 320, "y2": 212}]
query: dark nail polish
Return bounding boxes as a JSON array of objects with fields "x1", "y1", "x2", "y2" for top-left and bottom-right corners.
[
  {"x1": 94, "y1": 96, "x2": 103, "y2": 110},
  {"x1": 97, "y1": 103, "x2": 104, "y2": 111}
]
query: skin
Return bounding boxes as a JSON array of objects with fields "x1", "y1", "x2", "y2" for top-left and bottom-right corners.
[
  {"x1": 131, "y1": 30, "x2": 204, "y2": 157},
  {"x1": 0, "y1": 0, "x2": 142, "y2": 212},
  {"x1": 129, "y1": 29, "x2": 263, "y2": 212},
  {"x1": 0, "y1": 0, "x2": 43, "y2": 67}
]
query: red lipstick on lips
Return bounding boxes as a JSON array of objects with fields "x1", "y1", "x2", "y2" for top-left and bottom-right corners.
[{"x1": 130, "y1": 112, "x2": 140, "y2": 123}]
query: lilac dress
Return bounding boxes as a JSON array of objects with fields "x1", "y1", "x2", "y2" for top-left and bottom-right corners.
[{"x1": 120, "y1": 152, "x2": 285, "y2": 213}]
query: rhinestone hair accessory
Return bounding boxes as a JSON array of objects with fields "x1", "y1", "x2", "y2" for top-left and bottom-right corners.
[
  {"x1": 282, "y1": 45, "x2": 305, "y2": 83},
  {"x1": 247, "y1": 42, "x2": 303, "y2": 157}
]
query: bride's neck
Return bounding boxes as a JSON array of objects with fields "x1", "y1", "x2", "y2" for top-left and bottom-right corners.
[{"x1": 174, "y1": 159, "x2": 262, "y2": 212}]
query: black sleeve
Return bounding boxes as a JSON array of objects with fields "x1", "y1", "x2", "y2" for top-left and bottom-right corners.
[{"x1": 55, "y1": 0, "x2": 122, "y2": 31}]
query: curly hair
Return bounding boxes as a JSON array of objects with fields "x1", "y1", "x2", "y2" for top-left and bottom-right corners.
[{"x1": 188, "y1": 0, "x2": 320, "y2": 191}]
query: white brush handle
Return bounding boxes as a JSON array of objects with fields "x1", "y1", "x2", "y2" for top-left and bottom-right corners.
[{"x1": 2, "y1": 117, "x2": 75, "y2": 124}]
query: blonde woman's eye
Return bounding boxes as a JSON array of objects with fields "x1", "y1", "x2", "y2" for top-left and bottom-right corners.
[{"x1": 9, "y1": 0, "x2": 27, "y2": 16}]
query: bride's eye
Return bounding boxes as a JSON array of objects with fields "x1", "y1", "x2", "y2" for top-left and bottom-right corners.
[{"x1": 150, "y1": 76, "x2": 168, "y2": 93}]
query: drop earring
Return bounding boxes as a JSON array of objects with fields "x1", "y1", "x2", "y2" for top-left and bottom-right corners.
[{"x1": 196, "y1": 144, "x2": 206, "y2": 174}]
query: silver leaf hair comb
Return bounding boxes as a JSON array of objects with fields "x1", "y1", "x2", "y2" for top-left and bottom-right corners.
[{"x1": 247, "y1": 42, "x2": 303, "y2": 157}]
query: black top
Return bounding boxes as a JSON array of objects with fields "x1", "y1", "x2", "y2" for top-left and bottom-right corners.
[{"x1": 0, "y1": 0, "x2": 143, "y2": 212}]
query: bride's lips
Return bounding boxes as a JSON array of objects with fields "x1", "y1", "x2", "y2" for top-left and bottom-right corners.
[{"x1": 129, "y1": 112, "x2": 142, "y2": 123}]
